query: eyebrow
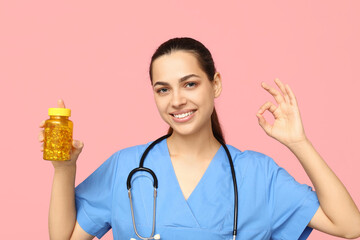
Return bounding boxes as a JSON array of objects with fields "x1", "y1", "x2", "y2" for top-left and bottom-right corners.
[{"x1": 153, "y1": 74, "x2": 201, "y2": 87}]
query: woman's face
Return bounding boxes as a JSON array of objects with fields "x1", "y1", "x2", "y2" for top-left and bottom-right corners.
[{"x1": 151, "y1": 50, "x2": 222, "y2": 136}]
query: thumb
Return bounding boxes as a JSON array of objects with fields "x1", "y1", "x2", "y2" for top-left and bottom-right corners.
[{"x1": 58, "y1": 99, "x2": 66, "y2": 108}]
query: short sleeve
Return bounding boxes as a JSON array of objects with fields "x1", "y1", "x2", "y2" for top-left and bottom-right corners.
[
  {"x1": 267, "y1": 156, "x2": 320, "y2": 240},
  {"x1": 75, "y1": 151, "x2": 120, "y2": 239}
]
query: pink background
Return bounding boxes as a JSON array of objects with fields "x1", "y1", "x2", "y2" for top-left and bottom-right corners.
[{"x1": 1, "y1": 1, "x2": 359, "y2": 239}]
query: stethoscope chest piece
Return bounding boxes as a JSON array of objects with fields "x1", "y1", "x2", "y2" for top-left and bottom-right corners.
[{"x1": 130, "y1": 233, "x2": 160, "y2": 240}]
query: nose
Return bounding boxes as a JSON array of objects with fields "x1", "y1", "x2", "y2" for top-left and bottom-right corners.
[{"x1": 171, "y1": 90, "x2": 187, "y2": 108}]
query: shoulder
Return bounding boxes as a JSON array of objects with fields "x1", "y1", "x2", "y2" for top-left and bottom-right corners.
[
  {"x1": 225, "y1": 144, "x2": 277, "y2": 175},
  {"x1": 114, "y1": 142, "x2": 149, "y2": 157},
  {"x1": 225, "y1": 144, "x2": 274, "y2": 164},
  {"x1": 107, "y1": 139, "x2": 155, "y2": 166}
]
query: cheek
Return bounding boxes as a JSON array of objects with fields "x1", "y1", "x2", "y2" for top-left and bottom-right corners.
[
  {"x1": 154, "y1": 96, "x2": 168, "y2": 115},
  {"x1": 196, "y1": 88, "x2": 215, "y2": 110}
]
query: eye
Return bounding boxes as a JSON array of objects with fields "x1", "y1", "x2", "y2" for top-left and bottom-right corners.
[
  {"x1": 185, "y1": 82, "x2": 197, "y2": 88},
  {"x1": 156, "y1": 88, "x2": 168, "y2": 94}
]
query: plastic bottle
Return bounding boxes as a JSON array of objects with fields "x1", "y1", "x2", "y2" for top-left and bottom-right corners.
[{"x1": 43, "y1": 108, "x2": 73, "y2": 161}]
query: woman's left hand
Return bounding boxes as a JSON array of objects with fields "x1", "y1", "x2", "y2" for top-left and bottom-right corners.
[{"x1": 256, "y1": 78, "x2": 308, "y2": 147}]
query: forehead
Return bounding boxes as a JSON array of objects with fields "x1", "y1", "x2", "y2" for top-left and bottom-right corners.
[{"x1": 152, "y1": 50, "x2": 205, "y2": 82}]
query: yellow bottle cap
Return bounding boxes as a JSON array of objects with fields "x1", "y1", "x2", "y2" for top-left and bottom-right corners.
[{"x1": 48, "y1": 108, "x2": 71, "y2": 117}]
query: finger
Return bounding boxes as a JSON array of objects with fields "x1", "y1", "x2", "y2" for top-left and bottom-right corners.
[
  {"x1": 39, "y1": 120, "x2": 45, "y2": 128},
  {"x1": 71, "y1": 140, "x2": 84, "y2": 155},
  {"x1": 261, "y1": 81, "x2": 285, "y2": 104},
  {"x1": 58, "y1": 99, "x2": 66, "y2": 108},
  {"x1": 72, "y1": 140, "x2": 84, "y2": 149},
  {"x1": 285, "y1": 83, "x2": 297, "y2": 106},
  {"x1": 40, "y1": 143, "x2": 44, "y2": 152},
  {"x1": 256, "y1": 112, "x2": 272, "y2": 136},
  {"x1": 274, "y1": 78, "x2": 290, "y2": 104},
  {"x1": 257, "y1": 101, "x2": 277, "y2": 115},
  {"x1": 38, "y1": 130, "x2": 44, "y2": 142}
]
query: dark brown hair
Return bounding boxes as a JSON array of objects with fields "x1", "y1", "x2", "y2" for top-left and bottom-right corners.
[{"x1": 149, "y1": 37, "x2": 225, "y2": 143}]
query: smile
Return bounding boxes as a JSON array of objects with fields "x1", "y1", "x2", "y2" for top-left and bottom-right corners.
[
  {"x1": 170, "y1": 110, "x2": 196, "y2": 123},
  {"x1": 172, "y1": 111, "x2": 195, "y2": 119}
]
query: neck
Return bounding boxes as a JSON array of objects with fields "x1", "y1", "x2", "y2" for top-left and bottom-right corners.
[{"x1": 167, "y1": 124, "x2": 221, "y2": 161}]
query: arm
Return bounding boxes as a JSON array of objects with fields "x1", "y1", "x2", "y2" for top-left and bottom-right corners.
[
  {"x1": 40, "y1": 99, "x2": 94, "y2": 240},
  {"x1": 49, "y1": 166, "x2": 77, "y2": 239},
  {"x1": 256, "y1": 78, "x2": 360, "y2": 239},
  {"x1": 46, "y1": 140, "x2": 94, "y2": 240},
  {"x1": 49, "y1": 165, "x2": 95, "y2": 240},
  {"x1": 287, "y1": 138, "x2": 360, "y2": 239}
]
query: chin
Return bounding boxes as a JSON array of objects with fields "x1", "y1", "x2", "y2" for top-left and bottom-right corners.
[
  {"x1": 170, "y1": 124, "x2": 203, "y2": 137},
  {"x1": 168, "y1": 125, "x2": 189, "y2": 134}
]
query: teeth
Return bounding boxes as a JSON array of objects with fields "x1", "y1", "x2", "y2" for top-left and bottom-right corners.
[{"x1": 173, "y1": 111, "x2": 194, "y2": 119}]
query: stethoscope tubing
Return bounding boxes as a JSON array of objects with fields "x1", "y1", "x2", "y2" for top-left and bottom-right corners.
[
  {"x1": 127, "y1": 133, "x2": 238, "y2": 239},
  {"x1": 139, "y1": 134, "x2": 172, "y2": 168},
  {"x1": 215, "y1": 135, "x2": 238, "y2": 238}
]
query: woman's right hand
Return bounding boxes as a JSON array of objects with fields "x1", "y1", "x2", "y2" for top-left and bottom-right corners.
[{"x1": 39, "y1": 99, "x2": 84, "y2": 169}]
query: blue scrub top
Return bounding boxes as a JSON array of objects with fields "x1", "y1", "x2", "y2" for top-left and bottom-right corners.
[{"x1": 75, "y1": 138, "x2": 320, "y2": 240}]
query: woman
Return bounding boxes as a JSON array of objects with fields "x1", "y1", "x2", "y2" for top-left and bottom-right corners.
[{"x1": 39, "y1": 37, "x2": 360, "y2": 239}]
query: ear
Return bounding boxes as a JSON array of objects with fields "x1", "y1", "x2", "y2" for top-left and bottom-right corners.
[{"x1": 212, "y1": 72, "x2": 222, "y2": 98}]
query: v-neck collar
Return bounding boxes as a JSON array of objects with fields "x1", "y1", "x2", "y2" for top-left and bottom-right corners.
[
  {"x1": 163, "y1": 138, "x2": 223, "y2": 203},
  {"x1": 146, "y1": 138, "x2": 225, "y2": 228},
  {"x1": 136, "y1": 137, "x2": 237, "y2": 231}
]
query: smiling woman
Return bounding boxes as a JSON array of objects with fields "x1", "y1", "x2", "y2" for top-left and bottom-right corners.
[
  {"x1": 41, "y1": 37, "x2": 360, "y2": 240},
  {"x1": 149, "y1": 38, "x2": 224, "y2": 144},
  {"x1": 151, "y1": 50, "x2": 222, "y2": 140}
]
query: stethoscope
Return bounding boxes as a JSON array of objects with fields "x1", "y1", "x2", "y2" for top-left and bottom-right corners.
[{"x1": 126, "y1": 133, "x2": 238, "y2": 240}]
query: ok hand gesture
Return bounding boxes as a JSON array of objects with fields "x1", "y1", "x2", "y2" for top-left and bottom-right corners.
[{"x1": 256, "y1": 78, "x2": 308, "y2": 147}]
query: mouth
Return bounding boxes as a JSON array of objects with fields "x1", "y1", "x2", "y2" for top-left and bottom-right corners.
[
  {"x1": 170, "y1": 110, "x2": 197, "y2": 123},
  {"x1": 171, "y1": 111, "x2": 195, "y2": 119}
]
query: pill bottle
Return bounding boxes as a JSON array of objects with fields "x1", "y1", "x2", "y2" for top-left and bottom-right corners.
[{"x1": 43, "y1": 108, "x2": 73, "y2": 161}]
